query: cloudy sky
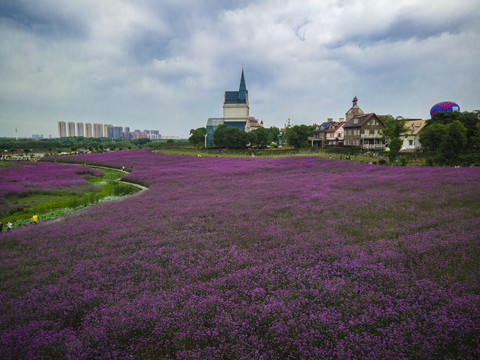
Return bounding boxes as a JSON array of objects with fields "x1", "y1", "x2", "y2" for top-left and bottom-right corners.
[{"x1": 1, "y1": 0, "x2": 479, "y2": 138}]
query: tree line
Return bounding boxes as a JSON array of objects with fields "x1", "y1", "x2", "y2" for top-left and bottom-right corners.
[{"x1": 0, "y1": 137, "x2": 165, "y2": 153}]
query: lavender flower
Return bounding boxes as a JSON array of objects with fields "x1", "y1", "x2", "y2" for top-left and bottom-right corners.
[{"x1": 1, "y1": 150, "x2": 479, "y2": 359}]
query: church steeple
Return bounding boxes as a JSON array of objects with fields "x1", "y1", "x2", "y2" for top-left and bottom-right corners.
[{"x1": 238, "y1": 67, "x2": 247, "y2": 102}]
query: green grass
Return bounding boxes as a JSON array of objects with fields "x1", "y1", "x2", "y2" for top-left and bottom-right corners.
[{"x1": 1, "y1": 168, "x2": 140, "y2": 228}]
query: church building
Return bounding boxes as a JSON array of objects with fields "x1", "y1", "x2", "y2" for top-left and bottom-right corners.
[{"x1": 206, "y1": 68, "x2": 251, "y2": 147}]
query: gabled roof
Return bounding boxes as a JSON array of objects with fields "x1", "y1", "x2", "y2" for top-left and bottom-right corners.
[
  {"x1": 313, "y1": 121, "x2": 335, "y2": 133},
  {"x1": 325, "y1": 121, "x2": 345, "y2": 133},
  {"x1": 343, "y1": 113, "x2": 384, "y2": 128},
  {"x1": 401, "y1": 119, "x2": 428, "y2": 136},
  {"x1": 249, "y1": 117, "x2": 260, "y2": 127}
]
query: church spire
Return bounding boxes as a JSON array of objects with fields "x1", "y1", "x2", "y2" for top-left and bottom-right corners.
[{"x1": 238, "y1": 67, "x2": 247, "y2": 102}]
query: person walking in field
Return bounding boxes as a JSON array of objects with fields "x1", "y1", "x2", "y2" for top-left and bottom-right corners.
[
  {"x1": 7, "y1": 222, "x2": 12, "y2": 231},
  {"x1": 0, "y1": 221, "x2": 3, "y2": 232},
  {"x1": 32, "y1": 214, "x2": 38, "y2": 225}
]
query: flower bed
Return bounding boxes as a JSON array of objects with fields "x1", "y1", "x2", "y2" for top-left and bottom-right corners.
[
  {"x1": 0, "y1": 162, "x2": 102, "y2": 216},
  {"x1": 1, "y1": 150, "x2": 479, "y2": 359}
]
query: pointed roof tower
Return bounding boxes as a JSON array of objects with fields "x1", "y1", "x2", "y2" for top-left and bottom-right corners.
[{"x1": 238, "y1": 67, "x2": 247, "y2": 102}]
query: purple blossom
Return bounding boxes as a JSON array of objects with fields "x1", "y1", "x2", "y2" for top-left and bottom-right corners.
[{"x1": 1, "y1": 150, "x2": 479, "y2": 359}]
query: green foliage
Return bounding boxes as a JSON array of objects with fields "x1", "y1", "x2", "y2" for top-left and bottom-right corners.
[
  {"x1": 247, "y1": 130, "x2": 258, "y2": 147},
  {"x1": 267, "y1": 126, "x2": 280, "y2": 145},
  {"x1": 189, "y1": 127, "x2": 207, "y2": 148},
  {"x1": 437, "y1": 120, "x2": 468, "y2": 165},
  {"x1": 419, "y1": 123, "x2": 446, "y2": 152},
  {"x1": 284, "y1": 125, "x2": 315, "y2": 149},
  {"x1": 133, "y1": 138, "x2": 151, "y2": 146},
  {"x1": 379, "y1": 115, "x2": 407, "y2": 140},
  {"x1": 213, "y1": 124, "x2": 248, "y2": 149},
  {"x1": 387, "y1": 137, "x2": 403, "y2": 162},
  {"x1": 429, "y1": 111, "x2": 480, "y2": 150}
]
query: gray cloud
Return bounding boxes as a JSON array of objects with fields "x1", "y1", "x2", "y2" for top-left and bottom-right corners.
[{"x1": 0, "y1": 0, "x2": 479, "y2": 137}]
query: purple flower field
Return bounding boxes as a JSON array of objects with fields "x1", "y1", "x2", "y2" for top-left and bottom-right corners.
[
  {"x1": 0, "y1": 162, "x2": 102, "y2": 216},
  {"x1": 0, "y1": 162, "x2": 102, "y2": 196},
  {"x1": 1, "y1": 149, "x2": 479, "y2": 359}
]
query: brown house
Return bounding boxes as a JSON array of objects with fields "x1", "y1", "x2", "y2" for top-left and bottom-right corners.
[{"x1": 343, "y1": 113, "x2": 386, "y2": 149}]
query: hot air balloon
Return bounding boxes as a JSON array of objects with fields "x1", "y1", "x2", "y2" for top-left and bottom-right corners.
[{"x1": 430, "y1": 101, "x2": 460, "y2": 117}]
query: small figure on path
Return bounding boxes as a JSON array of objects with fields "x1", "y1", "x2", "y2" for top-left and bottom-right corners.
[
  {"x1": 32, "y1": 214, "x2": 38, "y2": 225},
  {"x1": 0, "y1": 221, "x2": 3, "y2": 232},
  {"x1": 122, "y1": 166, "x2": 125, "y2": 171},
  {"x1": 7, "y1": 222, "x2": 12, "y2": 231}
]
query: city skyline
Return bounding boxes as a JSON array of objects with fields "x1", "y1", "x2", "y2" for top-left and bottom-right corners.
[
  {"x1": 1, "y1": 1, "x2": 479, "y2": 138},
  {"x1": 56, "y1": 121, "x2": 162, "y2": 140}
]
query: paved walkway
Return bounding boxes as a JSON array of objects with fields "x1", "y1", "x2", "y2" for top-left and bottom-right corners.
[
  {"x1": 89, "y1": 165, "x2": 149, "y2": 192},
  {"x1": 28, "y1": 165, "x2": 148, "y2": 226}
]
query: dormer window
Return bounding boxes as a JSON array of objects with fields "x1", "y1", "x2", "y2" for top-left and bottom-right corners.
[
  {"x1": 411, "y1": 125, "x2": 416, "y2": 131},
  {"x1": 353, "y1": 119, "x2": 358, "y2": 124}
]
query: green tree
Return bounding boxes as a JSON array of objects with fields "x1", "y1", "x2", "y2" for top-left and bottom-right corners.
[
  {"x1": 387, "y1": 137, "x2": 402, "y2": 162},
  {"x1": 247, "y1": 130, "x2": 258, "y2": 147},
  {"x1": 253, "y1": 127, "x2": 270, "y2": 148},
  {"x1": 285, "y1": 125, "x2": 315, "y2": 149},
  {"x1": 267, "y1": 126, "x2": 280, "y2": 145},
  {"x1": 133, "y1": 138, "x2": 151, "y2": 146},
  {"x1": 438, "y1": 120, "x2": 468, "y2": 165},
  {"x1": 379, "y1": 115, "x2": 407, "y2": 140},
  {"x1": 213, "y1": 124, "x2": 248, "y2": 149},
  {"x1": 430, "y1": 111, "x2": 480, "y2": 150},
  {"x1": 419, "y1": 123, "x2": 446, "y2": 152},
  {"x1": 189, "y1": 127, "x2": 207, "y2": 148}
]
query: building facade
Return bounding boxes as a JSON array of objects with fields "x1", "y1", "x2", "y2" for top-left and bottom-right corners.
[
  {"x1": 400, "y1": 119, "x2": 428, "y2": 151},
  {"x1": 309, "y1": 119, "x2": 335, "y2": 147},
  {"x1": 77, "y1": 122, "x2": 84, "y2": 137},
  {"x1": 93, "y1": 123, "x2": 103, "y2": 138},
  {"x1": 107, "y1": 126, "x2": 122, "y2": 139},
  {"x1": 85, "y1": 123, "x2": 93, "y2": 138},
  {"x1": 67, "y1": 122, "x2": 76, "y2": 137},
  {"x1": 324, "y1": 120, "x2": 345, "y2": 146},
  {"x1": 343, "y1": 113, "x2": 386, "y2": 149},
  {"x1": 58, "y1": 121, "x2": 66, "y2": 138}
]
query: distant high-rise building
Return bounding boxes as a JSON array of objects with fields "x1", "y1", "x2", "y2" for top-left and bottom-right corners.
[
  {"x1": 77, "y1": 122, "x2": 84, "y2": 137},
  {"x1": 58, "y1": 121, "x2": 66, "y2": 138},
  {"x1": 85, "y1": 123, "x2": 92, "y2": 138},
  {"x1": 107, "y1": 126, "x2": 122, "y2": 139},
  {"x1": 123, "y1": 127, "x2": 130, "y2": 139},
  {"x1": 131, "y1": 130, "x2": 146, "y2": 139},
  {"x1": 93, "y1": 123, "x2": 103, "y2": 138},
  {"x1": 68, "y1": 122, "x2": 76, "y2": 137},
  {"x1": 104, "y1": 124, "x2": 113, "y2": 137}
]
